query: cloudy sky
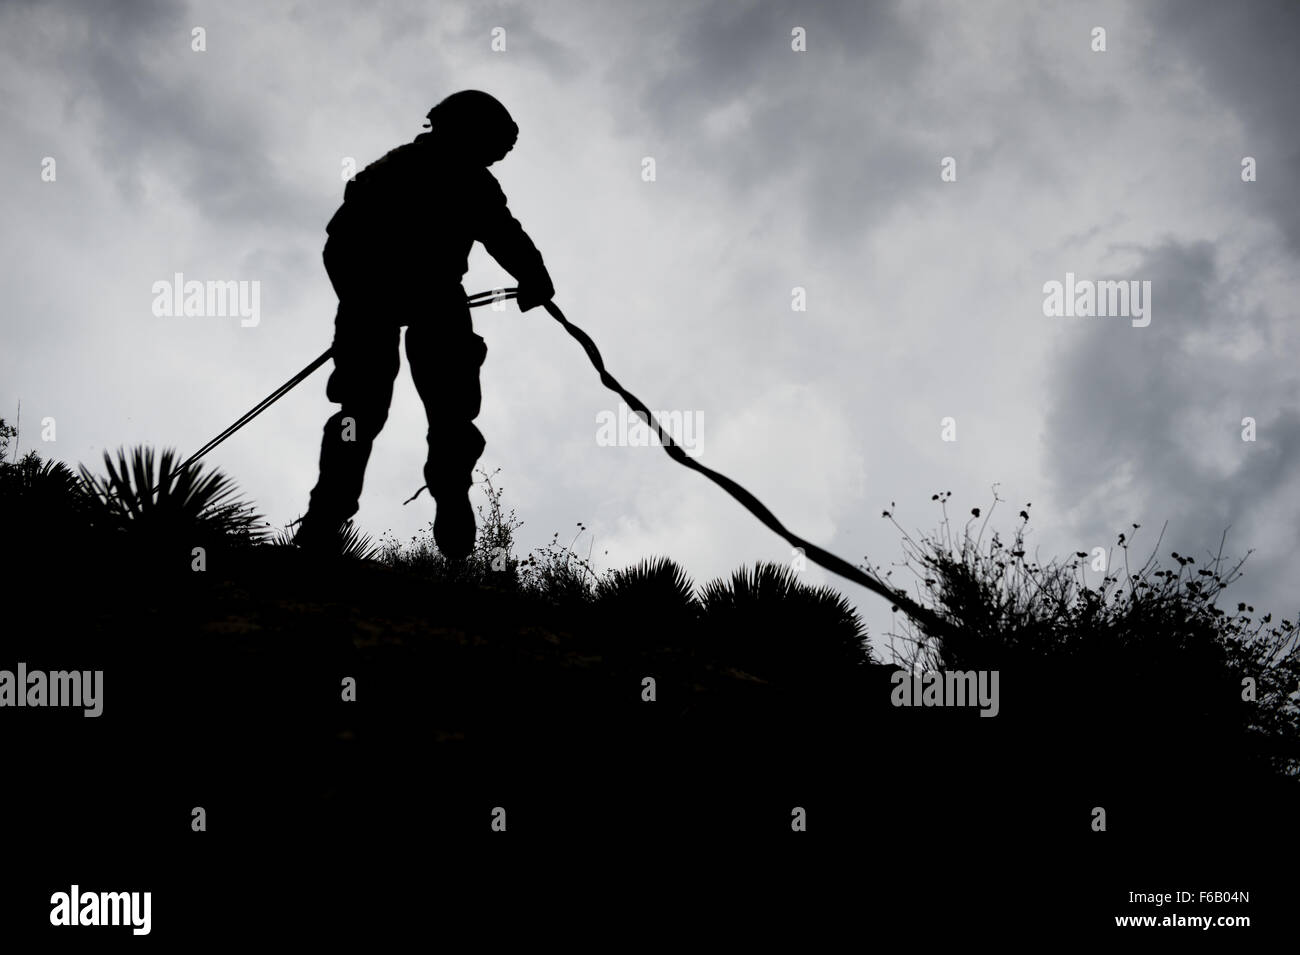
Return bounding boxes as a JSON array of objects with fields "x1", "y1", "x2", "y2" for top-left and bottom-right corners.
[{"x1": 3, "y1": 0, "x2": 1297, "y2": 653}]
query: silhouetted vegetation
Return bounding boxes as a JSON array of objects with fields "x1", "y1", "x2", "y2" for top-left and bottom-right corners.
[
  {"x1": 873, "y1": 487, "x2": 1300, "y2": 779},
  {"x1": 1, "y1": 435, "x2": 1295, "y2": 796}
]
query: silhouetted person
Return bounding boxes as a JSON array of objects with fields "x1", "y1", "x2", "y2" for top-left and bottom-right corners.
[{"x1": 295, "y1": 90, "x2": 554, "y2": 558}]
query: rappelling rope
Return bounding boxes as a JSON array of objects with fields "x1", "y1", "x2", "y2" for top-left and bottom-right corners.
[
  {"x1": 157, "y1": 285, "x2": 952, "y2": 636},
  {"x1": 534, "y1": 298, "x2": 954, "y2": 639},
  {"x1": 177, "y1": 351, "x2": 333, "y2": 478}
]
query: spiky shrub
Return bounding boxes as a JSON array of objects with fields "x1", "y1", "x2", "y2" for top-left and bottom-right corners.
[
  {"x1": 78, "y1": 446, "x2": 267, "y2": 568},
  {"x1": 1, "y1": 450, "x2": 85, "y2": 508},
  {"x1": 877, "y1": 490, "x2": 1300, "y2": 779},
  {"x1": 595, "y1": 556, "x2": 697, "y2": 610},
  {"x1": 0, "y1": 450, "x2": 90, "y2": 564},
  {"x1": 592, "y1": 557, "x2": 699, "y2": 656},
  {"x1": 340, "y1": 521, "x2": 377, "y2": 562},
  {"x1": 277, "y1": 519, "x2": 378, "y2": 561},
  {"x1": 698, "y1": 562, "x2": 872, "y2": 686}
]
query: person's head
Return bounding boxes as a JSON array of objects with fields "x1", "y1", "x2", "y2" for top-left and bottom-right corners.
[{"x1": 423, "y1": 90, "x2": 519, "y2": 165}]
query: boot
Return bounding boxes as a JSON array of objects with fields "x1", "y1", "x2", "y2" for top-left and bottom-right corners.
[
  {"x1": 292, "y1": 512, "x2": 345, "y2": 554},
  {"x1": 432, "y1": 487, "x2": 476, "y2": 561}
]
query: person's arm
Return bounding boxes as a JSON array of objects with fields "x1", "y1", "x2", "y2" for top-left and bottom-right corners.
[{"x1": 476, "y1": 172, "x2": 555, "y2": 310}]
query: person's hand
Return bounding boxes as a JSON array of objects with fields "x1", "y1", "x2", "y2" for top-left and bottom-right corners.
[{"x1": 516, "y1": 281, "x2": 555, "y2": 312}]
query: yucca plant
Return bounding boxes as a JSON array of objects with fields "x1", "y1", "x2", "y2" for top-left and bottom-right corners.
[
  {"x1": 78, "y1": 446, "x2": 267, "y2": 565},
  {"x1": 595, "y1": 556, "x2": 697, "y2": 610},
  {"x1": 699, "y1": 562, "x2": 873, "y2": 684},
  {"x1": 592, "y1": 556, "x2": 699, "y2": 655},
  {"x1": 276, "y1": 518, "x2": 379, "y2": 561}
]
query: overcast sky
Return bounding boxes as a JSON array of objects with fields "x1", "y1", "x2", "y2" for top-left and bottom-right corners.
[{"x1": 3, "y1": 0, "x2": 1297, "y2": 654}]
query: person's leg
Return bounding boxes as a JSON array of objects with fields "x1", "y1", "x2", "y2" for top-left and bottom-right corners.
[
  {"x1": 299, "y1": 301, "x2": 402, "y2": 545},
  {"x1": 405, "y1": 308, "x2": 487, "y2": 559}
]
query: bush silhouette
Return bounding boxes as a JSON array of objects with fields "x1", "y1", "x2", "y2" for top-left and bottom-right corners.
[
  {"x1": 592, "y1": 556, "x2": 699, "y2": 661},
  {"x1": 877, "y1": 490, "x2": 1300, "y2": 780},
  {"x1": 699, "y1": 561, "x2": 873, "y2": 688},
  {"x1": 378, "y1": 469, "x2": 603, "y2": 601},
  {"x1": 0, "y1": 449, "x2": 87, "y2": 562},
  {"x1": 595, "y1": 556, "x2": 696, "y2": 611},
  {"x1": 77, "y1": 445, "x2": 267, "y2": 569}
]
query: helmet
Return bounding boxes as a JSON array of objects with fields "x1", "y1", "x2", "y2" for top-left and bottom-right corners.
[{"x1": 424, "y1": 90, "x2": 519, "y2": 165}]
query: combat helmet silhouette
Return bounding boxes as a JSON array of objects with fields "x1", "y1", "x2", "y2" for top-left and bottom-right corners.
[{"x1": 423, "y1": 89, "x2": 520, "y2": 165}]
